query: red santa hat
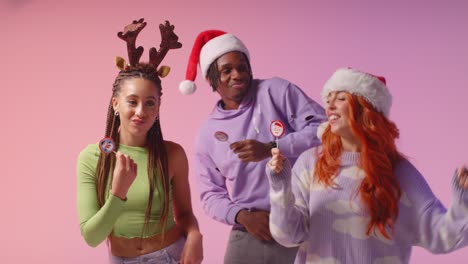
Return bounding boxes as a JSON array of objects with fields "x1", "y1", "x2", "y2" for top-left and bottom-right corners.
[
  {"x1": 179, "y1": 30, "x2": 250, "y2": 95},
  {"x1": 321, "y1": 68, "x2": 392, "y2": 117}
]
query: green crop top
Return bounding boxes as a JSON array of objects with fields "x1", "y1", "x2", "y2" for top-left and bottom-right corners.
[{"x1": 77, "y1": 144, "x2": 175, "y2": 247}]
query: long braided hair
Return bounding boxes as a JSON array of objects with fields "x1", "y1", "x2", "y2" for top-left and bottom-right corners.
[
  {"x1": 95, "y1": 63, "x2": 170, "y2": 239},
  {"x1": 315, "y1": 93, "x2": 403, "y2": 239}
]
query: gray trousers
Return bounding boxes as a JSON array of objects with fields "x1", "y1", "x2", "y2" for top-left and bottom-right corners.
[{"x1": 224, "y1": 229, "x2": 298, "y2": 264}]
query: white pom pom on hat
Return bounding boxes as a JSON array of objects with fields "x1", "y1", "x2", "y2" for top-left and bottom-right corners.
[
  {"x1": 179, "y1": 80, "x2": 197, "y2": 95},
  {"x1": 179, "y1": 30, "x2": 250, "y2": 95},
  {"x1": 321, "y1": 68, "x2": 392, "y2": 117}
]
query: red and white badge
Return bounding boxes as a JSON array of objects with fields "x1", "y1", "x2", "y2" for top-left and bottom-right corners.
[
  {"x1": 270, "y1": 120, "x2": 286, "y2": 138},
  {"x1": 214, "y1": 131, "x2": 229, "y2": 142},
  {"x1": 99, "y1": 137, "x2": 116, "y2": 154}
]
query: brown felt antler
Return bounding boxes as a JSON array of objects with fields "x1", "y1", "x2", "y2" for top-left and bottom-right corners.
[
  {"x1": 117, "y1": 18, "x2": 147, "y2": 66},
  {"x1": 149, "y1": 20, "x2": 183, "y2": 69}
]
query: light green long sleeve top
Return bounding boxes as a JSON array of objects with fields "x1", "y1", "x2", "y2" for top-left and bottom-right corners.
[{"x1": 76, "y1": 144, "x2": 175, "y2": 247}]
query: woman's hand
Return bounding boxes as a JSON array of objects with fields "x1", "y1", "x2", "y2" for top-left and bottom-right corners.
[
  {"x1": 111, "y1": 152, "x2": 137, "y2": 200},
  {"x1": 167, "y1": 141, "x2": 203, "y2": 264},
  {"x1": 180, "y1": 231, "x2": 203, "y2": 264},
  {"x1": 456, "y1": 165, "x2": 468, "y2": 189},
  {"x1": 267, "y1": 148, "x2": 286, "y2": 173}
]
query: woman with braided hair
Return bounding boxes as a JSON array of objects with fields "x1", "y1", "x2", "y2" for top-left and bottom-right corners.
[
  {"x1": 77, "y1": 19, "x2": 203, "y2": 264},
  {"x1": 266, "y1": 68, "x2": 468, "y2": 263}
]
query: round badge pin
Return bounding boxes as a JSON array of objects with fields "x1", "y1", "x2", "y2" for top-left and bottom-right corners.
[
  {"x1": 214, "y1": 131, "x2": 229, "y2": 142},
  {"x1": 270, "y1": 120, "x2": 286, "y2": 138},
  {"x1": 99, "y1": 137, "x2": 116, "y2": 154}
]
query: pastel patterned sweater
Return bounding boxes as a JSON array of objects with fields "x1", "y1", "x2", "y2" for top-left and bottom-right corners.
[{"x1": 267, "y1": 147, "x2": 468, "y2": 264}]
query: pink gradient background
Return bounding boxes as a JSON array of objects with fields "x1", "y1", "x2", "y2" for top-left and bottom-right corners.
[{"x1": 2, "y1": 0, "x2": 467, "y2": 263}]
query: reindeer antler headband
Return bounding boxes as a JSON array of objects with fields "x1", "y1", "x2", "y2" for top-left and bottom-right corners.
[{"x1": 115, "y1": 18, "x2": 182, "y2": 78}]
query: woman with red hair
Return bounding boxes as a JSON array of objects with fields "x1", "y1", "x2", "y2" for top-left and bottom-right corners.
[{"x1": 266, "y1": 68, "x2": 468, "y2": 264}]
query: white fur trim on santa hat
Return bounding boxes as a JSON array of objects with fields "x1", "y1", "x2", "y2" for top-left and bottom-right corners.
[
  {"x1": 317, "y1": 121, "x2": 329, "y2": 141},
  {"x1": 199, "y1": 34, "x2": 250, "y2": 78},
  {"x1": 179, "y1": 80, "x2": 197, "y2": 95},
  {"x1": 321, "y1": 68, "x2": 392, "y2": 117}
]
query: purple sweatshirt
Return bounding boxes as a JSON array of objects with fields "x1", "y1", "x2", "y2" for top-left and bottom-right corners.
[
  {"x1": 194, "y1": 77, "x2": 326, "y2": 226},
  {"x1": 267, "y1": 147, "x2": 468, "y2": 264}
]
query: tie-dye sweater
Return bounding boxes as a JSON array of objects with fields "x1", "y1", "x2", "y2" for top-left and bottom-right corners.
[{"x1": 267, "y1": 147, "x2": 468, "y2": 264}]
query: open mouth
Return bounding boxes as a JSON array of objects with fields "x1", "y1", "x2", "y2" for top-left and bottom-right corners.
[{"x1": 328, "y1": 114, "x2": 340, "y2": 123}]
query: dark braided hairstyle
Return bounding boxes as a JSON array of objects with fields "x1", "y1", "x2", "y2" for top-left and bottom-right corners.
[
  {"x1": 95, "y1": 63, "x2": 171, "y2": 239},
  {"x1": 206, "y1": 51, "x2": 252, "y2": 92}
]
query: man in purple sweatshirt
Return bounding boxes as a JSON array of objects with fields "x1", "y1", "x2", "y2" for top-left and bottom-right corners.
[{"x1": 179, "y1": 30, "x2": 326, "y2": 264}]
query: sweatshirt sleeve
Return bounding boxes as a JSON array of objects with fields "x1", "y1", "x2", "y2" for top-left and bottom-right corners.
[
  {"x1": 397, "y1": 160, "x2": 468, "y2": 253},
  {"x1": 275, "y1": 80, "x2": 326, "y2": 158},
  {"x1": 195, "y1": 144, "x2": 244, "y2": 226},
  {"x1": 76, "y1": 145, "x2": 126, "y2": 247},
  {"x1": 267, "y1": 149, "x2": 313, "y2": 247}
]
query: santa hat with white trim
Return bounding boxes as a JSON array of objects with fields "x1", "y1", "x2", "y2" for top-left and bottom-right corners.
[
  {"x1": 179, "y1": 30, "x2": 250, "y2": 95},
  {"x1": 321, "y1": 68, "x2": 392, "y2": 117}
]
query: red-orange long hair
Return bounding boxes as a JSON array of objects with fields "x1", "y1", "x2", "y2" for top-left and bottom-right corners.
[{"x1": 315, "y1": 93, "x2": 403, "y2": 239}]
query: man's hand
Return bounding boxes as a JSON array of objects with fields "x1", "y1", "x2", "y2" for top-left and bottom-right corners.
[
  {"x1": 235, "y1": 210, "x2": 272, "y2": 241},
  {"x1": 230, "y1": 140, "x2": 271, "y2": 162}
]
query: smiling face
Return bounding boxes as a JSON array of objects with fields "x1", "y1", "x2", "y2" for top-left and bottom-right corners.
[
  {"x1": 112, "y1": 78, "x2": 161, "y2": 145},
  {"x1": 214, "y1": 51, "x2": 251, "y2": 110},
  {"x1": 326, "y1": 91, "x2": 353, "y2": 138}
]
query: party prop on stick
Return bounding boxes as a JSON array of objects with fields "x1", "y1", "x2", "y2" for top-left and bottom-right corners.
[
  {"x1": 99, "y1": 137, "x2": 116, "y2": 155},
  {"x1": 270, "y1": 120, "x2": 286, "y2": 149},
  {"x1": 115, "y1": 19, "x2": 182, "y2": 77}
]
